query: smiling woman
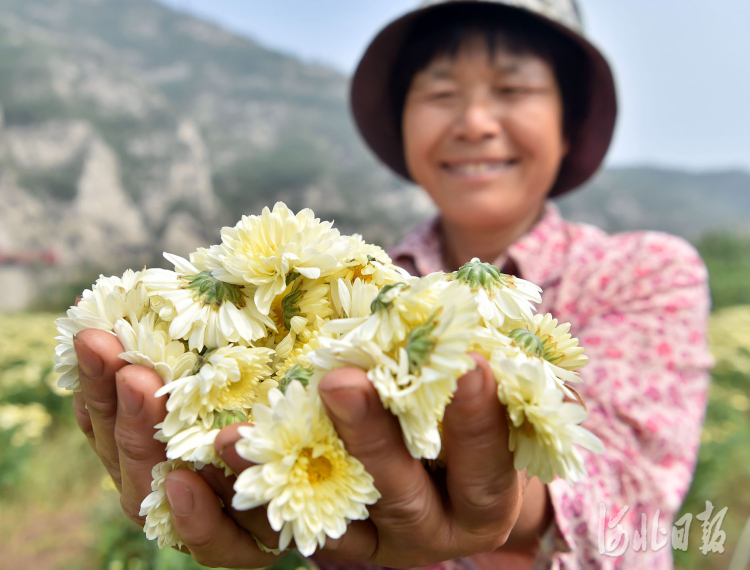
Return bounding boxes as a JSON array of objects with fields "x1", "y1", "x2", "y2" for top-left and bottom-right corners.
[{"x1": 401, "y1": 40, "x2": 568, "y2": 267}]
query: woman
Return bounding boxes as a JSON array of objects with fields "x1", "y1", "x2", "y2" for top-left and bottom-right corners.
[{"x1": 72, "y1": 1, "x2": 713, "y2": 568}]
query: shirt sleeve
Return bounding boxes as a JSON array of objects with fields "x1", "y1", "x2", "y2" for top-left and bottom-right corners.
[{"x1": 539, "y1": 232, "x2": 714, "y2": 570}]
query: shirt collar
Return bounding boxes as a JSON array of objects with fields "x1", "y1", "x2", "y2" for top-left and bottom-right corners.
[{"x1": 388, "y1": 201, "x2": 569, "y2": 288}]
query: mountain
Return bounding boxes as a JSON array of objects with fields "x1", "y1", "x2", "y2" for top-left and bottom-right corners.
[
  {"x1": 558, "y1": 167, "x2": 750, "y2": 241},
  {"x1": 0, "y1": 0, "x2": 432, "y2": 310},
  {"x1": 0, "y1": 0, "x2": 747, "y2": 312}
]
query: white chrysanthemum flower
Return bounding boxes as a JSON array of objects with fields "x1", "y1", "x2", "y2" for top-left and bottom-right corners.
[
  {"x1": 305, "y1": 336, "x2": 387, "y2": 393},
  {"x1": 329, "y1": 277, "x2": 379, "y2": 321},
  {"x1": 114, "y1": 314, "x2": 198, "y2": 383},
  {"x1": 330, "y1": 234, "x2": 410, "y2": 287},
  {"x1": 311, "y1": 280, "x2": 478, "y2": 459},
  {"x1": 213, "y1": 203, "x2": 344, "y2": 315},
  {"x1": 366, "y1": 281, "x2": 479, "y2": 459},
  {"x1": 162, "y1": 423, "x2": 220, "y2": 467},
  {"x1": 268, "y1": 277, "x2": 332, "y2": 360},
  {"x1": 491, "y1": 356, "x2": 604, "y2": 483},
  {"x1": 142, "y1": 253, "x2": 274, "y2": 352},
  {"x1": 331, "y1": 273, "x2": 440, "y2": 352},
  {"x1": 156, "y1": 345, "x2": 275, "y2": 437},
  {"x1": 471, "y1": 323, "x2": 582, "y2": 396},
  {"x1": 140, "y1": 459, "x2": 195, "y2": 549},
  {"x1": 232, "y1": 382, "x2": 380, "y2": 557},
  {"x1": 54, "y1": 269, "x2": 149, "y2": 391},
  {"x1": 450, "y1": 258, "x2": 541, "y2": 330},
  {"x1": 273, "y1": 330, "x2": 330, "y2": 390},
  {"x1": 526, "y1": 313, "x2": 588, "y2": 371}
]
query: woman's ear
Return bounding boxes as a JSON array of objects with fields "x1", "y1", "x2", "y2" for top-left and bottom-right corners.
[{"x1": 561, "y1": 137, "x2": 571, "y2": 158}]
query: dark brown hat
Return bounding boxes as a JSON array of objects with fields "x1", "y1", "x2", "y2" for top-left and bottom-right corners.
[{"x1": 350, "y1": 0, "x2": 618, "y2": 197}]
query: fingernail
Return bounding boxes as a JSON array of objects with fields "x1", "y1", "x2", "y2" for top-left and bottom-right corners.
[
  {"x1": 218, "y1": 440, "x2": 238, "y2": 458},
  {"x1": 74, "y1": 335, "x2": 103, "y2": 380},
  {"x1": 165, "y1": 479, "x2": 194, "y2": 517},
  {"x1": 457, "y1": 368, "x2": 485, "y2": 399},
  {"x1": 115, "y1": 372, "x2": 143, "y2": 417},
  {"x1": 319, "y1": 386, "x2": 368, "y2": 426}
]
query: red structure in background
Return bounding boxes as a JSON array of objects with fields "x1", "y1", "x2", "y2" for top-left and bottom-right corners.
[{"x1": 0, "y1": 249, "x2": 58, "y2": 266}]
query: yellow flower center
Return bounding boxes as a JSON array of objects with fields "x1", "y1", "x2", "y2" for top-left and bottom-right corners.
[
  {"x1": 350, "y1": 264, "x2": 372, "y2": 282},
  {"x1": 300, "y1": 448, "x2": 332, "y2": 484},
  {"x1": 270, "y1": 293, "x2": 287, "y2": 335}
]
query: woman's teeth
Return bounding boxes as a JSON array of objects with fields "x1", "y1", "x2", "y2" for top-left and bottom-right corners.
[{"x1": 445, "y1": 160, "x2": 517, "y2": 175}]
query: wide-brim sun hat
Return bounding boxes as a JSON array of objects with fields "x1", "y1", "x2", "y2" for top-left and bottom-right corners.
[{"x1": 350, "y1": 0, "x2": 617, "y2": 197}]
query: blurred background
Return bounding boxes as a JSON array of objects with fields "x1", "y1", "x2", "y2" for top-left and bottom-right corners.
[{"x1": 0, "y1": 0, "x2": 748, "y2": 569}]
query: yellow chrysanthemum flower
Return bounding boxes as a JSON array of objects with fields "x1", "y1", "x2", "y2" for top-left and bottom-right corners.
[{"x1": 232, "y1": 381, "x2": 380, "y2": 556}]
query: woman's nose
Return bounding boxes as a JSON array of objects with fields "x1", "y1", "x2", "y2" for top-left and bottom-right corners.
[{"x1": 453, "y1": 98, "x2": 502, "y2": 142}]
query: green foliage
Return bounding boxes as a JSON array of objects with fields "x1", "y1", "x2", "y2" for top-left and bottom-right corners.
[
  {"x1": 695, "y1": 233, "x2": 750, "y2": 309},
  {"x1": 673, "y1": 306, "x2": 750, "y2": 569}
]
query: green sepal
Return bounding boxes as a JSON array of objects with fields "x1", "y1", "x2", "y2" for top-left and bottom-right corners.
[
  {"x1": 453, "y1": 258, "x2": 511, "y2": 293},
  {"x1": 182, "y1": 271, "x2": 246, "y2": 308},
  {"x1": 508, "y1": 328, "x2": 546, "y2": 359},
  {"x1": 212, "y1": 409, "x2": 248, "y2": 429},
  {"x1": 406, "y1": 309, "x2": 441, "y2": 375},
  {"x1": 370, "y1": 282, "x2": 407, "y2": 313},
  {"x1": 278, "y1": 364, "x2": 314, "y2": 393}
]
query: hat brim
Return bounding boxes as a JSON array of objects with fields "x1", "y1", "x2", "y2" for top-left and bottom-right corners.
[{"x1": 350, "y1": 1, "x2": 617, "y2": 197}]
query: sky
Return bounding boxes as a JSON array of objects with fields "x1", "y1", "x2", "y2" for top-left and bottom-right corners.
[{"x1": 157, "y1": 0, "x2": 750, "y2": 172}]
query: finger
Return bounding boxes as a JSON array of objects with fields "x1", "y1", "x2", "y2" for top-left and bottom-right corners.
[
  {"x1": 75, "y1": 329, "x2": 128, "y2": 483},
  {"x1": 165, "y1": 469, "x2": 279, "y2": 569},
  {"x1": 72, "y1": 392, "x2": 96, "y2": 452},
  {"x1": 115, "y1": 365, "x2": 169, "y2": 525},
  {"x1": 214, "y1": 423, "x2": 255, "y2": 475},
  {"x1": 319, "y1": 519, "x2": 379, "y2": 562},
  {"x1": 318, "y1": 368, "x2": 445, "y2": 533},
  {"x1": 442, "y1": 354, "x2": 521, "y2": 535},
  {"x1": 198, "y1": 465, "x2": 279, "y2": 550}
]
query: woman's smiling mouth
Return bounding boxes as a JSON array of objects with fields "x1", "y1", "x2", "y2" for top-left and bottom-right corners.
[{"x1": 441, "y1": 158, "x2": 521, "y2": 176}]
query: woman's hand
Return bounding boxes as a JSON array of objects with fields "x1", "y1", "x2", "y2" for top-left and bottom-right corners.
[
  {"x1": 73, "y1": 329, "x2": 536, "y2": 568},
  {"x1": 72, "y1": 329, "x2": 280, "y2": 568}
]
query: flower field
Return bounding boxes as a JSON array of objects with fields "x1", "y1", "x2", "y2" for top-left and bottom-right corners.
[{"x1": 0, "y1": 307, "x2": 748, "y2": 569}]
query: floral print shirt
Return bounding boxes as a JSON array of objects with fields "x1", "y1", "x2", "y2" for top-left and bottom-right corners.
[{"x1": 314, "y1": 202, "x2": 713, "y2": 570}]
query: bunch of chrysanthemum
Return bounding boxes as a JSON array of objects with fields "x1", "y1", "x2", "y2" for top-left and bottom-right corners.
[{"x1": 53, "y1": 202, "x2": 602, "y2": 557}]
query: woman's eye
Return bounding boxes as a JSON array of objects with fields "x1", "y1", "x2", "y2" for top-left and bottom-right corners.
[
  {"x1": 429, "y1": 91, "x2": 455, "y2": 100},
  {"x1": 496, "y1": 86, "x2": 527, "y2": 95}
]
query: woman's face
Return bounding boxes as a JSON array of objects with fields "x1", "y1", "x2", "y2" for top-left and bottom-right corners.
[{"x1": 402, "y1": 38, "x2": 568, "y2": 231}]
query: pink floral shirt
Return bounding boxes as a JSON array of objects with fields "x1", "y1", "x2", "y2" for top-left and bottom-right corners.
[{"x1": 315, "y1": 202, "x2": 713, "y2": 570}]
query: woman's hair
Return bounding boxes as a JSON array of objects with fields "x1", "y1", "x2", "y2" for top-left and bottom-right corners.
[{"x1": 390, "y1": 3, "x2": 590, "y2": 145}]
